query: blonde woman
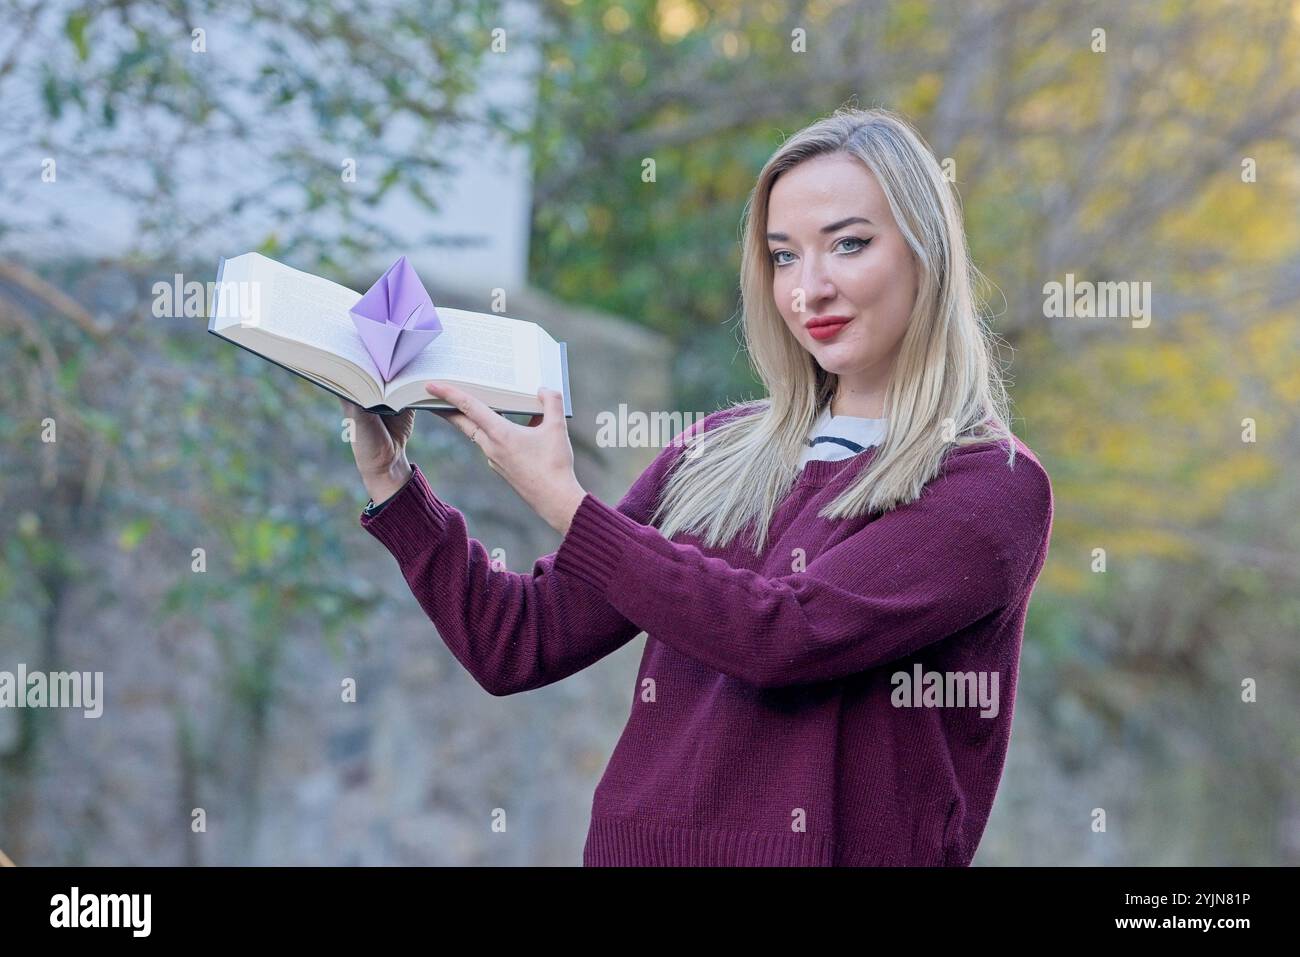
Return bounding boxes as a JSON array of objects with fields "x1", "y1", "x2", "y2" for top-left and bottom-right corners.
[{"x1": 343, "y1": 106, "x2": 1054, "y2": 867}]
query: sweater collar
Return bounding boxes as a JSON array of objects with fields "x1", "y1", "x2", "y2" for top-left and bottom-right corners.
[{"x1": 798, "y1": 444, "x2": 881, "y2": 486}]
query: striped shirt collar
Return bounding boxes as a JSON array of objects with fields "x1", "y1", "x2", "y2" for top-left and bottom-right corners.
[{"x1": 798, "y1": 404, "x2": 889, "y2": 467}]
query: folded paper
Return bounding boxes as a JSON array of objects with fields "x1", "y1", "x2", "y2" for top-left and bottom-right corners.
[{"x1": 349, "y1": 256, "x2": 443, "y2": 381}]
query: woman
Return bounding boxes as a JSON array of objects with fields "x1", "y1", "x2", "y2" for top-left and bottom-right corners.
[{"x1": 342, "y1": 106, "x2": 1053, "y2": 867}]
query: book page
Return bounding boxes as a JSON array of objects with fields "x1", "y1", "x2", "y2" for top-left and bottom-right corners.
[
  {"x1": 536, "y1": 326, "x2": 565, "y2": 397},
  {"x1": 383, "y1": 310, "x2": 537, "y2": 396},
  {"x1": 216, "y1": 254, "x2": 551, "y2": 405},
  {"x1": 250, "y1": 257, "x2": 383, "y2": 383}
]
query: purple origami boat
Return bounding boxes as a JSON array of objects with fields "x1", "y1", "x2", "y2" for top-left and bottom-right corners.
[{"x1": 348, "y1": 255, "x2": 443, "y2": 381}]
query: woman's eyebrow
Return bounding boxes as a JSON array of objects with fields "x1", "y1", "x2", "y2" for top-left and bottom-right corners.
[{"x1": 766, "y1": 216, "x2": 874, "y2": 242}]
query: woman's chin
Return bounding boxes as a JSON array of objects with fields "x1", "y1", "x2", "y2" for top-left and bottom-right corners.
[{"x1": 812, "y1": 351, "x2": 869, "y2": 375}]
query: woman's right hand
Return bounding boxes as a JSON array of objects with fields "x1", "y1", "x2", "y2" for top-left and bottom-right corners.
[{"x1": 340, "y1": 397, "x2": 415, "y2": 504}]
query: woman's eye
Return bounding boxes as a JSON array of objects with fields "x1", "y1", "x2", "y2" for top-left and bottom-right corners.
[
  {"x1": 771, "y1": 237, "x2": 870, "y2": 267},
  {"x1": 836, "y1": 236, "x2": 871, "y2": 253}
]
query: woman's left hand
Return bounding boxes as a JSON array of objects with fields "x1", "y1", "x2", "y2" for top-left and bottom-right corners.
[{"x1": 425, "y1": 381, "x2": 588, "y2": 535}]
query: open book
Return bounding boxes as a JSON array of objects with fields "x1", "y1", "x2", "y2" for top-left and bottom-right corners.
[{"x1": 207, "y1": 252, "x2": 571, "y2": 417}]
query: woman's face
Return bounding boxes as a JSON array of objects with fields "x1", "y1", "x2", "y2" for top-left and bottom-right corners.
[{"x1": 766, "y1": 152, "x2": 919, "y2": 409}]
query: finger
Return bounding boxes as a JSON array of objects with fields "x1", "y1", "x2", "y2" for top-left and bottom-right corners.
[
  {"x1": 438, "y1": 412, "x2": 493, "y2": 456},
  {"x1": 387, "y1": 409, "x2": 416, "y2": 446},
  {"x1": 339, "y1": 398, "x2": 386, "y2": 440},
  {"x1": 540, "y1": 387, "x2": 565, "y2": 428},
  {"x1": 425, "y1": 382, "x2": 504, "y2": 443},
  {"x1": 437, "y1": 410, "x2": 474, "y2": 437}
]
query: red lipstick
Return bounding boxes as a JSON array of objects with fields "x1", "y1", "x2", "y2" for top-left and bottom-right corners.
[{"x1": 806, "y1": 315, "x2": 853, "y2": 341}]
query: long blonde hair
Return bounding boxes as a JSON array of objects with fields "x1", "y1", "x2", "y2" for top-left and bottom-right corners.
[{"x1": 649, "y1": 105, "x2": 1016, "y2": 554}]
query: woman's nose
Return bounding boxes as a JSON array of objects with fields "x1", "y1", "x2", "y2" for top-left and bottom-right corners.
[{"x1": 799, "y1": 263, "x2": 837, "y2": 307}]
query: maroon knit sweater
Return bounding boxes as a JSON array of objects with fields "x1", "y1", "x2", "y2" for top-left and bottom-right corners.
[{"x1": 360, "y1": 406, "x2": 1054, "y2": 866}]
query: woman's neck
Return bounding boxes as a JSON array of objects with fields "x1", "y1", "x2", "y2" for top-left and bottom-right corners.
[{"x1": 829, "y1": 392, "x2": 886, "y2": 419}]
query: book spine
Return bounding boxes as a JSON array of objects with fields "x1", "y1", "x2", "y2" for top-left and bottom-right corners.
[{"x1": 559, "y1": 340, "x2": 572, "y2": 417}]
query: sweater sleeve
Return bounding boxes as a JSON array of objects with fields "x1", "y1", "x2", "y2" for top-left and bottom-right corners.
[
  {"x1": 550, "y1": 444, "x2": 1054, "y2": 689},
  {"x1": 357, "y1": 436, "x2": 692, "y2": 697}
]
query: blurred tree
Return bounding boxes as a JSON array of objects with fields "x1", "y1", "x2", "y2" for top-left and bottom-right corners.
[
  {"x1": 526, "y1": 0, "x2": 1300, "y2": 566},
  {"x1": 0, "y1": 0, "x2": 505, "y2": 861}
]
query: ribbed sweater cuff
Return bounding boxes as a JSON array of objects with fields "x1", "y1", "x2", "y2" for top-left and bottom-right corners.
[
  {"x1": 553, "y1": 492, "x2": 641, "y2": 593},
  {"x1": 358, "y1": 462, "x2": 453, "y2": 564}
]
